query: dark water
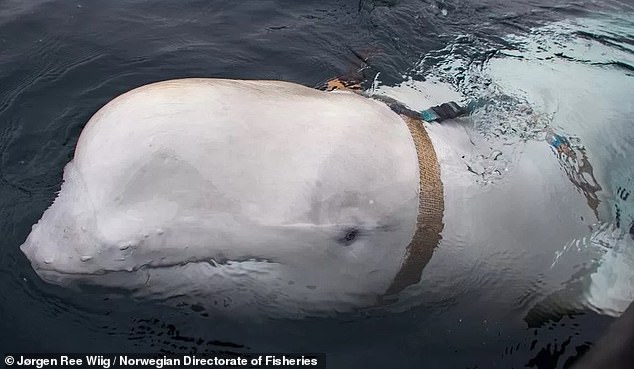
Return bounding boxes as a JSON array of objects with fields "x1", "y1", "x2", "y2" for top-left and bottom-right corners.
[{"x1": 1, "y1": 0, "x2": 633, "y2": 368}]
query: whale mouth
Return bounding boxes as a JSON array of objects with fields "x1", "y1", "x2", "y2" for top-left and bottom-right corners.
[{"x1": 29, "y1": 256, "x2": 279, "y2": 279}]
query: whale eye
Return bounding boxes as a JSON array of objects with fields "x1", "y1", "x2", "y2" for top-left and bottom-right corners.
[{"x1": 339, "y1": 228, "x2": 359, "y2": 246}]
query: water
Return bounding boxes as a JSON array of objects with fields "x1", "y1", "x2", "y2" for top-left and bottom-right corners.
[{"x1": 1, "y1": 1, "x2": 633, "y2": 368}]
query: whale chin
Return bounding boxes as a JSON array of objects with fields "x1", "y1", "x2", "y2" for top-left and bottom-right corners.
[{"x1": 30, "y1": 258, "x2": 381, "y2": 319}]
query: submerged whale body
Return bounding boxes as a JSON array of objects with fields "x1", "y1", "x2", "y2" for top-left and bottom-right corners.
[{"x1": 20, "y1": 77, "x2": 633, "y2": 318}]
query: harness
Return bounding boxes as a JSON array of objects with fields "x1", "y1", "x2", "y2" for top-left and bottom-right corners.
[
  {"x1": 384, "y1": 114, "x2": 445, "y2": 296},
  {"x1": 326, "y1": 81, "x2": 469, "y2": 298},
  {"x1": 368, "y1": 94, "x2": 468, "y2": 297}
]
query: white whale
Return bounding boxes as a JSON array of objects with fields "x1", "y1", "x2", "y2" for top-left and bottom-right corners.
[
  {"x1": 19, "y1": 77, "x2": 633, "y2": 318},
  {"x1": 21, "y1": 79, "x2": 426, "y2": 316}
]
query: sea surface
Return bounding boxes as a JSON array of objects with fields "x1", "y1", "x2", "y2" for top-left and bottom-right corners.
[{"x1": 1, "y1": 1, "x2": 633, "y2": 368}]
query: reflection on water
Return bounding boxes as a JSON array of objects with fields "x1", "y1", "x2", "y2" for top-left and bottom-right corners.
[
  {"x1": 0, "y1": 1, "x2": 633, "y2": 368},
  {"x1": 547, "y1": 131, "x2": 602, "y2": 218}
]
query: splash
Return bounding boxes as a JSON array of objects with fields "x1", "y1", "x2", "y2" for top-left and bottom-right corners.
[{"x1": 371, "y1": 11, "x2": 634, "y2": 317}]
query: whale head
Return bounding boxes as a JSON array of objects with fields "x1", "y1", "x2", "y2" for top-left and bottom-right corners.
[{"x1": 20, "y1": 79, "x2": 424, "y2": 316}]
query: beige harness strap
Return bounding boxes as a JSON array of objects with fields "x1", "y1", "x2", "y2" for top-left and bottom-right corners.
[
  {"x1": 384, "y1": 115, "x2": 445, "y2": 296},
  {"x1": 322, "y1": 81, "x2": 445, "y2": 297}
]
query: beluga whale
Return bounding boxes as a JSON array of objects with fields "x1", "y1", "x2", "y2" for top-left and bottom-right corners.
[{"x1": 20, "y1": 77, "x2": 634, "y2": 319}]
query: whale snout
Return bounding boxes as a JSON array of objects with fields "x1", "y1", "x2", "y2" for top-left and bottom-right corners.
[
  {"x1": 19, "y1": 196, "x2": 106, "y2": 282},
  {"x1": 20, "y1": 238, "x2": 74, "y2": 286},
  {"x1": 20, "y1": 234, "x2": 52, "y2": 273},
  {"x1": 19, "y1": 224, "x2": 85, "y2": 283}
]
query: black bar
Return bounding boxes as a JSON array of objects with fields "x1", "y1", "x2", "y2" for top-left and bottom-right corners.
[{"x1": 2, "y1": 353, "x2": 326, "y2": 369}]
